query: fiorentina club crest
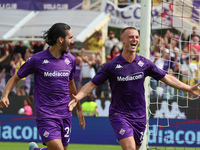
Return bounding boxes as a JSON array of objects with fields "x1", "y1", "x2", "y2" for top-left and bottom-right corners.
[
  {"x1": 138, "y1": 61, "x2": 144, "y2": 67},
  {"x1": 43, "y1": 131, "x2": 50, "y2": 138},
  {"x1": 65, "y1": 58, "x2": 70, "y2": 65}
]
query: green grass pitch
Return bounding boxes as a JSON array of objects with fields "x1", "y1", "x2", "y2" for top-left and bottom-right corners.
[
  {"x1": 0, "y1": 142, "x2": 121, "y2": 150},
  {"x1": 0, "y1": 142, "x2": 200, "y2": 150}
]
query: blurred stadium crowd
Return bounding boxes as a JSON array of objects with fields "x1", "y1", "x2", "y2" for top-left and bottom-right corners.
[
  {"x1": 0, "y1": 30, "x2": 122, "y2": 98},
  {"x1": 151, "y1": 26, "x2": 200, "y2": 100},
  {"x1": 0, "y1": 26, "x2": 200, "y2": 101}
]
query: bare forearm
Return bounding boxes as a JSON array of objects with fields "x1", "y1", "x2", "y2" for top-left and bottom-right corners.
[
  {"x1": 2, "y1": 75, "x2": 20, "y2": 98},
  {"x1": 76, "y1": 81, "x2": 97, "y2": 101},
  {"x1": 0, "y1": 69, "x2": 5, "y2": 80},
  {"x1": 160, "y1": 74, "x2": 191, "y2": 92},
  {"x1": 69, "y1": 79, "x2": 82, "y2": 110},
  {"x1": 76, "y1": 101, "x2": 82, "y2": 111},
  {"x1": 69, "y1": 79, "x2": 77, "y2": 97},
  {"x1": 0, "y1": 54, "x2": 8, "y2": 63}
]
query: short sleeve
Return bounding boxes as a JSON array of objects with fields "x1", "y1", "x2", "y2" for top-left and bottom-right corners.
[
  {"x1": 147, "y1": 60, "x2": 166, "y2": 80},
  {"x1": 91, "y1": 62, "x2": 110, "y2": 86},
  {"x1": 17, "y1": 56, "x2": 37, "y2": 78},
  {"x1": 69, "y1": 57, "x2": 76, "y2": 80}
]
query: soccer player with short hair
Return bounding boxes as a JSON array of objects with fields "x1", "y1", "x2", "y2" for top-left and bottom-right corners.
[
  {"x1": 0, "y1": 23, "x2": 85, "y2": 150},
  {"x1": 68, "y1": 27, "x2": 200, "y2": 150}
]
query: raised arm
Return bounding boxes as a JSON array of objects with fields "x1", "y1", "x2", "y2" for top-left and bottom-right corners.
[
  {"x1": 0, "y1": 51, "x2": 9, "y2": 63},
  {"x1": 0, "y1": 68, "x2": 5, "y2": 83}
]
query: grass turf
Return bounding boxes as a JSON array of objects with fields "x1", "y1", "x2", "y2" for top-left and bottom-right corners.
[
  {"x1": 0, "y1": 142, "x2": 200, "y2": 150},
  {"x1": 0, "y1": 142, "x2": 121, "y2": 150}
]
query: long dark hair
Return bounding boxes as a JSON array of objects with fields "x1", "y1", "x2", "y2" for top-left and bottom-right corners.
[{"x1": 43, "y1": 23, "x2": 71, "y2": 46}]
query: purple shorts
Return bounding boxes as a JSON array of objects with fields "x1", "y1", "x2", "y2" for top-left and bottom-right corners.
[
  {"x1": 36, "y1": 117, "x2": 71, "y2": 146},
  {"x1": 109, "y1": 113, "x2": 146, "y2": 146}
]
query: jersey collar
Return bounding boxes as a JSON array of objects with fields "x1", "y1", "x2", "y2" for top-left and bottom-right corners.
[
  {"x1": 46, "y1": 47, "x2": 66, "y2": 59},
  {"x1": 119, "y1": 53, "x2": 139, "y2": 63}
]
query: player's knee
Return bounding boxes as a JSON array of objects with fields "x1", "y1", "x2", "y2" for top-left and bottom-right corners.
[{"x1": 46, "y1": 139, "x2": 64, "y2": 150}]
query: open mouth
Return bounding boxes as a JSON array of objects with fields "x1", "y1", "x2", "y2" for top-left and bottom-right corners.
[{"x1": 131, "y1": 43, "x2": 137, "y2": 46}]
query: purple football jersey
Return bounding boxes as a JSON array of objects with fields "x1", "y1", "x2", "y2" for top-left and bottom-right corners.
[
  {"x1": 17, "y1": 48, "x2": 76, "y2": 119},
  {"x1": 92, "y1": 54, "x2": 166, "y2": 123}
]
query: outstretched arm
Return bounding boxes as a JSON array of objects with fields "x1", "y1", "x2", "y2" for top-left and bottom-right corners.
[
  {"x1": 68, "y1": 81, "x2": 97, "y2": 111},
  {"x1": 160, "y1": 74, "x2": 200, "y2": 97},
  {"x1": 0, "y1": 74, "x2": 21, "y2": 108}
]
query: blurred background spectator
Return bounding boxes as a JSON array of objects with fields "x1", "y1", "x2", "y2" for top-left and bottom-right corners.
[
  {"x1": 74, "y1": 55, "x2": 82, "y2": 91},
  {"x1": 85, "y1": 31, "x2": 103, "y2": 52},
  {"x1": 18, "y1": 95, "x2": 33, "y2": 115},
  {"x1": 11, "y1": 53, "x2": 26, "y2": 96},
  {"x1": 104, "y1": 30, "x2": 119, "y2": 58},
  {"x1": 81, "y1": 93, "x2": 98, "y2": 117},
  {"x1": 13, "y1": 41, "x2": 28, "y2": 60}
]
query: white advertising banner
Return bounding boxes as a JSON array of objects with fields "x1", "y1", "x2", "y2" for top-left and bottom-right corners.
[{"x1": 101, "y1": 0, "x2": 172, "y2": 29}]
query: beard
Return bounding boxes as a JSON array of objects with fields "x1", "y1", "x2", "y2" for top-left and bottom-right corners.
[
  {"x1": 61, "y1": 41, "x2": 69, "y2": 55},
  {"x1": 61, "y1": 49, "x2": 68, "y2": 55}
]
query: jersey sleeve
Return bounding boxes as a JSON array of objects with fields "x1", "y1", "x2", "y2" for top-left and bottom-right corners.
[
  {"x1": 91, "y1": 62, "x2": 110, "y2": 86},
  {"x1": 69, "y1": 56, "x2": 76, "y2": 80},
  {"x1": 147, "y1": 59, "x2": 166, "y2": 80},
  {"x1": 17, "y1": 56, "x2": 37, "y2": 78}
]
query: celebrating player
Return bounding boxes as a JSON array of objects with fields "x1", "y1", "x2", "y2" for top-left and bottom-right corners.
[
  {"x1": 0, "y1": 23, "x2": 85, "y2": 150},
  {"x1": 68, "y1": 27, "x2": 200, "y2": 150}
]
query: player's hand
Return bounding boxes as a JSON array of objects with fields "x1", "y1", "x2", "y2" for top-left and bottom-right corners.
[
  {"x1": 76, "y1": 109, "x2": 86, "y2": 130},
  {"x1": 0, "y1": 97, "x2": 10, "y2": 108},
  {"x1": 190, "y1": 82, "x2": 200, "y2": 98},
  {"x1": 68, "y1": 94, "x2": 78, "y2": 111}
]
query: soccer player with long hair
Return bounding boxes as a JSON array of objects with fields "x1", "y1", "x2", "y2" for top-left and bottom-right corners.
[{"x1": 0, "y1": 23, "x2": 85, "y2": 150}]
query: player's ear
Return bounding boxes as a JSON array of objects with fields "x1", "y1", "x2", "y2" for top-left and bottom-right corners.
[
  {"x1": 58, "y1": 37, "x2": 64, "y2": 44},
  {"x1": 120, "y1": 37, "x2": 124, "y2": 44}
]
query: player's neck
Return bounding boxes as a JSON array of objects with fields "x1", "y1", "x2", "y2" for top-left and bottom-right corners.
[
  {"x1": 49, "y1": 46, "x2": 62, "y2": 59},
  {"x1": 121, "y1": 50, "x2": 136, "y2": 63}
]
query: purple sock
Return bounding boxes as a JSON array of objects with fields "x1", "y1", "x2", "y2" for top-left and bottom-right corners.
[{"x1": 34, "y1": 148, "x2": 48, "y2": 150}]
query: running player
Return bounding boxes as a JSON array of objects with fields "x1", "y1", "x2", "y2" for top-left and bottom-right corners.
[
  {"x1": 68, "y1": 27, "x2": 200, "y2": 150},
  {"x1": 0, "y1": 23, "x2": 85, "y2": 150}
]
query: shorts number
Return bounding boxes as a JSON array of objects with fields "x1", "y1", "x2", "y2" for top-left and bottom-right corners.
[
  {"x1": 140, "y1": 131, "x2": 144, "y2": 142},
  {"x1": 64, "y1": 127, "x2": 71, "y2": 137}
]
